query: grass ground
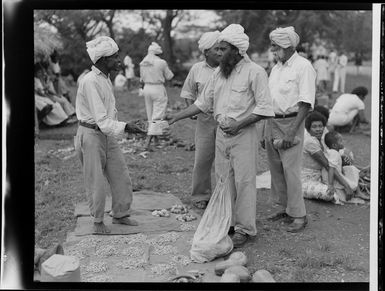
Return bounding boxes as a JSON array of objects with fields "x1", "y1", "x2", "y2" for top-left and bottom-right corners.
[{"x1": 34, "y1": 70, "x2": 373, "y2": 282}]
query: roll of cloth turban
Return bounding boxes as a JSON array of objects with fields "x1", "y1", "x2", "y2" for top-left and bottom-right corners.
[
  {"x1": 140, "y1": 42, "x2": 163, "y2": 66},
  {"x1": 86, "y1": 36, "x2": 119, "y2": 64},
  {"x1": 198, "y1": 31, "x2": 221, "y2": 52},
  {"x1": 217, "y1": 24, "x2": 249, "y2": 56},
  {"x1": 269, "y1": 26, "x2": 300, "y2": 49}
]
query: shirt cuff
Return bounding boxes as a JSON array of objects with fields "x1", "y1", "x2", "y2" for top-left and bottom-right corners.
[
  {"x1": 194, "y1": 99, "x2": 210, "y2": 114},
  {"x1": 298, "y1": 98, "x2": 314, "y2": 110},
  {"x1": 180, "y1": 90, "x2": 196, "y2": 100}
]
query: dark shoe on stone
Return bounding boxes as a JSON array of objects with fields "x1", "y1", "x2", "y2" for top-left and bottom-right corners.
[
  {"x1": 281, "y1": 215, "x2": 295, "y2": 225},
  {"x1": 232, "y1": 232, "x2": 249, "y2": 248},
  {"x1": 266, "y1": 211, "x2": 288, "y2": 221},
  {"x1": 285, "y1": 216, "x2": 308, "y2": 233}
]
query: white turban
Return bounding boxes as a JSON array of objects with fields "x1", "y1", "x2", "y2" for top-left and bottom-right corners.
[
  {"x1": 269, "y1": 26, "x2": 300, "y2": 49},
  {"x1": 86, "y1": 36, "x2": 119, "y2": 64},
  {"x1": 140, "y1": 42, "x2": 163, "y2": 66},
  {"x1": 198, "y1": 30, "x2": 221, "y2": 53},
  {"x1": 148, "y1": 42, "x2": 163, "y2": 55},
  {"x1": 217, "y1": 24, "x2": 249, "y2": 56}
]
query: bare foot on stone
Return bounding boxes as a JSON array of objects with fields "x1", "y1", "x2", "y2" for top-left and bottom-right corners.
[
  {"x1": 112, "y1": 217, "x2": 139, "y2": 226},
  {"x1": 93, "y1": 222, "x2": 111, "y2": 234}
]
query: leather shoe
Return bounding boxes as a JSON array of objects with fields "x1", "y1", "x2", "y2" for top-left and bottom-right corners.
[
  {"x1": 285, "y1": 216, "x2": 308, "y2": 233},
  {"x1": 232, "y1": 232, "x2": 249, "y2": 248},
  {"x1": 266, "y1": 211, "x2": 288, "y2": 221}
]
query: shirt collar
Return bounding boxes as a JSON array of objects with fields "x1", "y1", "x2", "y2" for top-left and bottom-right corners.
[
  {"x1": 204, "y1": 61, "x2": 217, "y2": 70},
  {"x1": 277, "y1": 51, "x2": 299, "y2": 67},
  {"x1": 234, "y1": 57, "x2": 249, "y2": 73},
  {"x1": 91, "y1": 65, "x2": 109, "y2": 79}
]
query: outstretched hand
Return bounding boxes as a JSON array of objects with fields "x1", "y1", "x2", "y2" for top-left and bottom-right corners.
[
  {"x1": 125, "y1": 121, "x2": 147, "y2": 134},
  {"x1": 165, "y1": 113, "x2": 177, "y2": 125}
]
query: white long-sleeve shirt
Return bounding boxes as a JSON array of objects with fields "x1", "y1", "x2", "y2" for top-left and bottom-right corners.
[{"x1": 75, "y1": 65, "x2": 126, "y2": 137}]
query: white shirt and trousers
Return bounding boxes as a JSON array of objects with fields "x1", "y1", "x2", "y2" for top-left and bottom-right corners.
[
  {"x1": 140, "y1": 55, "x2": 174, "y2": 128},
  {"x1": 180, "y1": 61, "x2": 217, "y2": 204},
  {"x1": 195, "y1": 57, "x2": 274, "y2": 236},
  {"x1": 265, "y1": 52, "x2": 316, "y2": 219},
  {"x1": 75, "y1": 66, "x2": 133, "y2": 223},
  {"x1": 333, "y1": 54, "x2": 348, "y2": 93}
]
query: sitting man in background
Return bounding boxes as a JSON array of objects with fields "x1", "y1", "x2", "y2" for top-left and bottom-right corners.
[{"x1": 327, "y1": 86, "x2": 370, "y2": 133}]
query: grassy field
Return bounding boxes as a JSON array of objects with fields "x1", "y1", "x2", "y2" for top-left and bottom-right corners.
[{"x1": 34, "y1": 71, "x2": 373, "y2": 282}]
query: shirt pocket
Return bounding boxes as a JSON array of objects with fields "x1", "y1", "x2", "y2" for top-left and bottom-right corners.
[
  {"x1": 279, "y1": 73, "x2": 297, "y2": 95},
  {"x1": 230, "y1": 85, "x2": 248, "y2": 108}
]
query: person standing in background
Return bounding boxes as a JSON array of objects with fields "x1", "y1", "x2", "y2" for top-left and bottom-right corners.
[
  {"x1": 140, "y1": 42, "x2": 174, "y2": 151},
  {"x1": 313, "y1": 55, "x2": 329, "y2": 93},
  {"x1": 123, "y1": 53, "x2": 135, "y2": 91},
  {"x1": 333, "y1": 51, "x2": 348, "y2": 93},
  {"x1": 179, "y1": 30, "x2": 221, "y2": 210}
]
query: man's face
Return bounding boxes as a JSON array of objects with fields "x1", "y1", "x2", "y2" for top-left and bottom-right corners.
[
  {"x1": 104, "y1": 52, "x2": 122, "y2": 72},
  {"x1": 270, "y1": 42, "x2": 286, "y2": 62},
  {"x1": 205, "y1": 43, "x2": 221, "y2": 66},
  {"x1": 218, "y1": 41, "x2": 236, "y2": 64}
]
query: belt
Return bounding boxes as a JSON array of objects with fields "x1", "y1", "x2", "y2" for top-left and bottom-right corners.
[
  {"x1": 144, "y1": 82, "x2": 163, "y2": 85},
  {"x1": 79, "y1": 121, "x2": 100, "y2": 131},
  {"x1": 274, "y1": 112, "x2": 298, "y2": 119}
]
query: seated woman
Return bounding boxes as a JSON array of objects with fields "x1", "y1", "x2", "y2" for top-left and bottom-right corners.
[
  {"x1": 34, "y1": 65, "x2": 76, "y2": 119},
  {"x1": 301, "y1": 111, "x2": 354, "y2": 203},
  {"x1": 35, "y1": 94, "x2": 71, "y2": 126}
]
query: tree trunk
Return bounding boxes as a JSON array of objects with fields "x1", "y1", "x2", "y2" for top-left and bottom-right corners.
[{"x1": 162, "y1": 10, "x2": 175, "y2": 68}]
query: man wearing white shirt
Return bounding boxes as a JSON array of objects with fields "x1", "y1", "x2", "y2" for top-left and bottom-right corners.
[
  {"x1": 265, "y1": 26, "x2": 316, "y2": 233},
  {"x1": 328, "y1": 86, "x2": 370, "y2": 131},
  {"x1": 75, "y1": 36, "x2": 145, "y2": 234},
  {"x1": 169, "y1": 24, "x2": 274, "y2": 247},
  {"x1": 180, "y1": 31, "x2": 221, "y2": 210},
  {"x1": 333, "y1": 51, "x2": 348, "y2": 93}
]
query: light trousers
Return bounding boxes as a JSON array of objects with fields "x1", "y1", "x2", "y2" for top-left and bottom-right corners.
[
  {"x1": 265, "y1": 117, "x2": 307, "y2": 218},
  {"x1": 75, "y1": 126, "x2": 133, "y2": 223},
  {"x1": 215, "y1": 124, "x2": 258, "y2": 236},
  {"x1": 143, "y1": 84, "x2": 168, "y2": 122},
  {"x1": 328, "y1": 109, "x2": 359, "y2": 127},
  {"x1": 333, "y1": 66, "x2": 346, "y2": 93},
  {"x1": 191, "y1": 113, "x2": 217, "y2": 203}
]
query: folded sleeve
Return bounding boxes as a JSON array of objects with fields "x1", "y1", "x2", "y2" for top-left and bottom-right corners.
[
  {"x1": 298, "y1": 63, "x2": 316, "y2": 109},
  {"x1": 180, "y1": 65, "x2": 197, "y2": 100},
  {"x1": 162, "y1": 61, "x2": 174, "y2": 80},
  {"x1": 304, "y1": 136, "x2": 322, "y2": 154},
  {"x1": 194, "y1": 74, "x2": 214, "y2": 113},
  {"x1": 251, "y1": 67, "x2": 275, "y2": 117},
  {"x1": 83, "y1": 79, "x2": 126, "y2": 138}
]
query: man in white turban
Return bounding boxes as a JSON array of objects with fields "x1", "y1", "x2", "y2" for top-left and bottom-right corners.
[
  {"x1": 168, "y1": 24, "x2": 275, "y2": 247},
  {"x1": 139, "y1": 42, "x2": 174, "y2": 151},
  {"x1": 178, "y1": 30, "x2": 221, "y2": 210},
  {"x1": 264, "y1": 26, "x2": 316, "y2": 233},
  {"x1": 75, "y1": 36, "x2": 145, "y2": 234}
]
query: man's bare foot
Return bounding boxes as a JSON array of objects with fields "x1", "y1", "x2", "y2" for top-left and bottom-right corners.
[
  {"x1": 112, "y1": 217, "x2": 139, "y2": 226},
  {"x1": 93, "y1": 222, "x2": 111, "y2": 234}
]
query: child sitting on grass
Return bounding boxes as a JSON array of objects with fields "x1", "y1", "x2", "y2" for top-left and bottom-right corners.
[{"x1": 322, "y1": 131, "x2": 369, "y2": 204}]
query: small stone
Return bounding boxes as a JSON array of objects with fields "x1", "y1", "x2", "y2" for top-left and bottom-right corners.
[{"x1": 252, "y1": 269, "x2": 275, "y2": 282}]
